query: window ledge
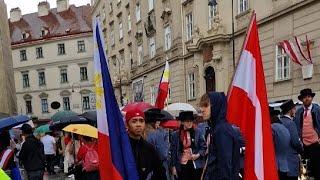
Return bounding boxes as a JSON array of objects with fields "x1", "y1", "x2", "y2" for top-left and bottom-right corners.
[
  {"x1": 78, "y1": 51, "x2": 86, "y2": 53},
  {"x1": 236, "y1": 9, "x2": 251, "y2": 19},
  {"x1": 42, "y1": 112, "x2": 49, "y2": 114},
  {"x1": 273, "y1": 78, "x2": 291, "y2": 84},
  {"x1": 188, "y1": 98, "x2": 197, "y2": 101},
  {"x1": 80, "y1": 79, "x2": 88, "y2": 82}
]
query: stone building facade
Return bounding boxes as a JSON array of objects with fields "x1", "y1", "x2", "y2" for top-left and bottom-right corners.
[
  {"x1": 9, "y1": 1, "x2": 94, "y2": 120},
  {"x1": 0, "y1": 0, "x2": 17, "y2": 117},
  {"x1": 92, "y1": 0, "x2": 320, "y2": 107}
]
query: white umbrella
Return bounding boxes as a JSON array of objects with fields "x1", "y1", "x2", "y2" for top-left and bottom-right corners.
[{"x1": 165, "y1": 103, "x2": 197, "y2": 117}]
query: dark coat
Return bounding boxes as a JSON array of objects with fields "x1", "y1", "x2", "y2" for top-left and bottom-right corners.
[
  {"x1": 129, "y1": 137, "x2": 166, "y2": 180},
  {"x1": 203, "y1": 92, "x2": 240, "y2": 180},
  {"x1": 294, "y1": 103, "x2": 320, "y2": 139},
  {"x1": 271, "y1": 121, "x2": 291, "y2": 173},
  {"x1": 170, "y1": 127, "x2": 207, "y2": 171},
  {"x1": 19, "y1": 135, "x2": 45, "y2": 172},
  {"x1": 280, "y1": 116, "x2": 303, "y2": 177}
]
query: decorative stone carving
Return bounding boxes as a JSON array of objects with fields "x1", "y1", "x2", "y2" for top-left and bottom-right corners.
[
  {"x1": 60, "y1": 90, "x2": 71, "y2": 97},
  {"x1": 23, "y1": 94, "x2": 32, "y2": 100},
  {"x1": 39, "y1": 92, "x2": 49, "y2": 98}
]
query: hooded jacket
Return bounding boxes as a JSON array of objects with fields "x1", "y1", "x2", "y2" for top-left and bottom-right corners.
[{"x1": 204, "y1": 92, "x2": 240, "y2": 180}]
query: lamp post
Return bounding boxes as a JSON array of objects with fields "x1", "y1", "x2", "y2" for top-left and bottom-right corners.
[
  {"x1": 116, "y1": 57, "x2": 124, "y2": 106},
  {"x1": 71, "y1": 83, "x2": 83, "y2": 113}
]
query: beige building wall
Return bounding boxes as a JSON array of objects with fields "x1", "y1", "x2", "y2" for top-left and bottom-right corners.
[
  {"x1": 92, "y1": 0, "x2": 320, "y2": 107},
  {"x1": 13, "y1": 35, "x2": 94, "y2": 119},
  {"x1": 0, "y1": 0, "x2": 17, "y2": 116}
]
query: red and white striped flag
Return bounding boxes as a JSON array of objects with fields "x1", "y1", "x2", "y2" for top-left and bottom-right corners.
[
  {"x1": 227, "y1": 12, "x2": 278, "y2": 180},
  {"x1": 155, "y1": 61, "x2": 169, "y2": 109}
]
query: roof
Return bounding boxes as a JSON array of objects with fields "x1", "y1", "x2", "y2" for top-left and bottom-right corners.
[{"x1": 9, "y1": 4, "x2": 92, "y2": 45}]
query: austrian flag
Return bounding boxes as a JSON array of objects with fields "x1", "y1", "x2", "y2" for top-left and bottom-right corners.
[{"x1": 227, "y1": 12, "x2": 278, "y2": 180}]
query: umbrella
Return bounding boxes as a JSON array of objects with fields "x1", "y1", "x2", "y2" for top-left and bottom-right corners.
[
  {"x1": 160, "y1": 120, "x2": 180, "y2": 130},
  {"x1": 159, "y1": 110, "x2": 174, "y2": 121},
  {"x1": 81, "y1": 111, "x2": 97, "y2": 122},
  {"x1": 14, "y1": 120, "x2": 35, "y2": 129},
  {"x1": 122, "y1": 102, "x2": 154, "y2": 113},
  {"x1": 0, "y1": 115, "x2": 29, "y2": 131},
  {"x1": 35, "y1": 124, "x2": 51, "y2": 134},
  {"x1": 50, "y1": 115, "x2": 89, "y2": 130},
  {"x1": 165, "y1": 103, "x2": 197, "y2": 116},
  {"x1": 63, "y1": 124, "x2": 97, "y2": 138},
  {"x1": 51, "y1": 111, "x2": 77, "y2": 122}
]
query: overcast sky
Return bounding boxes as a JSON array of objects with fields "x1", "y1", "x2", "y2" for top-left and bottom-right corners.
[{"x1": 4, "y1": 0, "x2": 91, "y2": 17}]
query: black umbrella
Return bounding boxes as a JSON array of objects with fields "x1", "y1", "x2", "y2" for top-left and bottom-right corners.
[
  {"x1": 50, "y1": 115, "x2": 89, "y2": 130},
  {"x1": 159, "y1": 110, "x2": 174, "y2": 121},
  {"x1": 81, "y1": 111, "x2": 97, "y2": 122}
]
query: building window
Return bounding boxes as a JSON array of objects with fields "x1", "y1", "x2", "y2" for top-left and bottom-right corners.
[
  {"x1": 38, "y1": 71, "x2": 46, "y2": 86},
  {"x1": 136, "y1": 3, "x2": 141, "y2": 22},
  {"x1": 138, "y1": 45, "x2": 143, "y2": 65},
  {"x1": 187, "y1": 73, "x2": 196, "y2": 99},
  {"x1": 60, "y1": 69, "x2": 68, "y2": 83},
  {"x1": 63, "y1": 97, "x2": 70, "y2": 110},
  {"x1": 26, "y1": 100, "x2": 32, "y2": 114},
  {"x1": 80, "y1": 67, "x2": 88, "y2": 81},
  {"x1": 133, "y1": 79, "x2": 144, "y2": 102},
  {"x1": 83, "y1": 96, "x2": 90, "y2": 110},
  {"x1": 41, "y1": 99, "x2": 49, "y2": 113},
  {"x1": 22, "y1": 73, "x2": 30, "y2": 88},
  {"x1": 119, "y1": 22, "x2": 123, "y2": 39},
  {"x1": 20, "y1": 50, "x2": 27, "y2": 61},
  {"x1": 276, "y1": 45, "x2": 290, "y2": 81},
  {"x1": 58, "y1": 43, "x2": 66, "y2": 55},
  {"x1": 208, "y1": 5, "x2": 216, "y2": 28},
  {"x1": 148, "y1": 0, "x2": 154, "y2": 12},
  {"x1": 120, "y1": 50, "x2": 125, "y2": 65},
  {"x1": 128, "y1": 14, "x2": 132, "y2": 31},
  {"x1": 109, "y1": 2, "x2": 113, "y2": 12},
  {"x1": 150, "y1": 85, "x2": 158, "y2": 105},
  {"x1": 78, "y1": 40, "x2": 86, "y2": 52},
  {"x1": 238, "y1": 0, "x2": 249, "y2": 14},
  {"x1": 111, "y1": 29, "x2": 115, "y2": 46},
  {"x1": 186, "y1": 13, "x2": 193, "y2": 41},
  {"x1": 149, "y1": 37, "x2": 156, "y2": 59},
  {"x1": 36, "y1": 47, "x2": 43, "y2": 59},
  {"x1": 164, "y1": 26, "x2": 172, "y2": 51}
]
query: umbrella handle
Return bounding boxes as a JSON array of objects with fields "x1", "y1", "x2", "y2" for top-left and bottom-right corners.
[{"x1": 71, "y1": 133, "x2": 76, "y2": 163}]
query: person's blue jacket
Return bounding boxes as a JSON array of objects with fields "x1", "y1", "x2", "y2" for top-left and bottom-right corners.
[
  {"x1": 280, "y1": 116, "x2": 303, "y2": 177},
  {"x1": 271, "y1": 121, "x2": 291, "y2": 173},
  {"x1": 203, "y1": 92, "x2": 240, "y2": 180},
  {"x1": 294, "y1": 103, "x2": 320, "y2": 139},
  {"x1": 147, "y1": 128, "x2": 170, "y2": 163},
  {"x1": 170, "y1": 127, "x2": 207, "y2": 171}
]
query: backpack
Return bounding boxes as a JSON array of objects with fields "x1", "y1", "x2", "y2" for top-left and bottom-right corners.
[{"x1": 83, "y1": 145, "x2": 99, "y2": 172}]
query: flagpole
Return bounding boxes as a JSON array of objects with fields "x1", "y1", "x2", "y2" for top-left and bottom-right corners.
[{"x1": 232, "y1": 0, "x2": 236, "y2": 70}]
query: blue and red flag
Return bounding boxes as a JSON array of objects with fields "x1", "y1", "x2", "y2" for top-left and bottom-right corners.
[{"x1": 93, "y1": 18, "x2": 139, "y2": 180}]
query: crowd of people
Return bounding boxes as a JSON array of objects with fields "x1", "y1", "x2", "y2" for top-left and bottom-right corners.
[
  {"x1": 0, "y1": 123, "x2": 100, "y2": 180},
  {"x1": 0, "y1": 88, "x2": 319, "y2": 180}
]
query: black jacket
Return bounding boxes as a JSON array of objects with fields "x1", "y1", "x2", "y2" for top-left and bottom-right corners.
[
  {"x1": 129, "y1": 137, "x2": 166, "y2": 180},
  {"x1": 19, "y1": 135, "x2": 45, "y2": 171}
]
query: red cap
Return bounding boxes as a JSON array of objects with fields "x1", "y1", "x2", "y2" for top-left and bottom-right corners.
[{"x1": 125, "y1": 109, "x2": 145, "y2": 123}]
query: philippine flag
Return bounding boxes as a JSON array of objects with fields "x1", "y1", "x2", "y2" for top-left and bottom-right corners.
[
  {"x1": 93, "y1": 18, "x2": 139, "y2": 180},
  {"x1": 227, "y1": 12, "x2": 278, "y2": 180}
]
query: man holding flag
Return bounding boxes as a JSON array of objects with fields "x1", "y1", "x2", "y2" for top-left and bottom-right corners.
[
  {"x1": 227, "y1": 12, "x2": 278, "y2": 180},
  {"x1": 94, "y1": 18, "x2": 139, "y2": 180},
  {"x1": 94, "y1": 18, "x2": 166, "y2": 180}
]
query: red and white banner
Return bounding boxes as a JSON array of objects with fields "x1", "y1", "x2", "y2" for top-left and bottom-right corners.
[{"x1": 227, "y1": 12, "x2": 278, "y2": 180}]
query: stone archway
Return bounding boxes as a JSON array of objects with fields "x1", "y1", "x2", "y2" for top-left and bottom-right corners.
[{"x1": 204, "y1": 66, "x2": 216, "y2": 92}]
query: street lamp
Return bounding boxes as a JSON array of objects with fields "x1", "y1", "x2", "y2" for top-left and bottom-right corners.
[{"x1": 71, "y1": 83, "x2": 83, "y2": 113}]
